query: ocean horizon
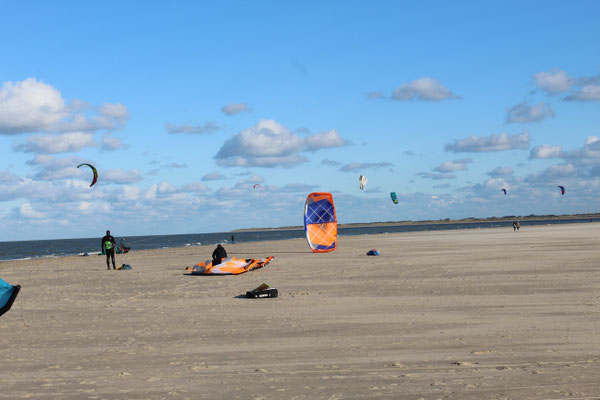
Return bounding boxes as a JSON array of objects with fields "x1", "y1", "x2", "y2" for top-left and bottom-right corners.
[{"x1": 0, "y1": 217, "x2": 595, "y2": 262}]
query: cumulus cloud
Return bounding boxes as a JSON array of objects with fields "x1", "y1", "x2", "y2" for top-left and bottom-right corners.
[
  {"x1": 524, "y1": 164, "x2": 577, "y2": 183},
  {"x1": 100, "y1": 133, "x2": 124, "y2": 151},
  {"x1": 505, "y1": 101, "x2": 554, "y2": 123},
  {"x1": 102, "y1": 168, "x2": 143, "y2": 184},
  {"x1": 320, "y1": 159, "x2": 342, "y2": 167},
  {"x1": 164, "y1": 121, "x2": 222, "y2": 134},
  {"x1": 564, "y1": 84, "x2": 600, "y2": 101},
  {"x1": 433, "y1": 158, "x2": 473, "y2": 173},
  {"x1": 445, "y1": 131, "x2": 530, "y2": 153},
  {"x1": 416, "y1": 172, "x2": 455, "y2": 180},
  {"x1": 13, "y1": 132, "x2": 96, "y2": 153},
  {"x1": 221, "y1": 103, "x2": 250, "y2": 116},
  {"x1": 533, "y1": 69, "x2": 574, "y2": 94},
  {"x1": 215, "y1": 119, "x2": 347, "y2": 168},
  {"x1": 529, "y1": 144, "x2": 564, "y2": 160},
  {"x1": 201, "y1": 172, "x2": 226, "y2": 181},
  {"x1": 0, "y1": 78, "x2": 130, "y2": 134},
  {"x1": 391, "y1": 77, "x2": 459, "y2": 101},
  {"x1": 487, "y1": 166, "x2": 513, "y2": 177},
  {"x1": 339, "y1": 162, "x2": 394, "y2": 172}
]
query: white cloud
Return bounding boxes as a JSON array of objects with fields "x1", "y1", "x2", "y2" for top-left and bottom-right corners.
[
  {"x1": 339, "y1": 162, "x2": 394, "y2": 172},
  {"x1": 215, "y1": 119, "x2": 347, "y2": 167},
  {"x1": 445, "y1": 131, "x2": 530, "y2": 153},
  {"x1": 416, "y1": 172, "x2": 456, "y2": 180},
  {"x1": 0, "y1": 78, "x2": 130, "y2": 134},
  {"x1": 564, "y1": 84, "x2": 600, "y2": 101},
  {"x1": 164, "y1": 121, "x2": 222, "y2": 134},
  {"x1": 529, "y1": 144, "x2": 564, "y2": 160},
  {"x1": 525, "y1": 163, "x2": 577, "y2": 183},
  {"x1": 433, "y1": 158, "x2": 472, "y2": 173},
  {"x1": 118, "y1": 186, "x2": 141, "y2": 201},
  {"x1": 505, "y1": 101, "x2": 554, "y2": 123},
  {"x1": 19, "y1": 202, "x2": 48, "y2": 219},
  {"x1": 13, "y1": 132, "x2": 97, "y2": 153},
  {"x1": 391, "y1": 77, "x2": 459, "y2": 101},
  {"x1": 0, "y1": 78, "x2": 66, "y2": 134},
  {"x1": 221, "y1": 103, "x2": 249, "y2": 116},
  {"x1": 102, "y1": 168, "x2": 143, "y2": 184},
  {"x1": 201, "y1": 172, "x2": 227, "y2": 181},
  {"x1": 100, "y1": 133, "x2": 124, "y2": 151},
  {"x1": 320, "y1": 159, "x2": 341, "y2": 167},
  {"x1": 533, "y1": 69, "x2": 574, "y2": 94},
  {"x1": 487, "y1": 166, "x2": 513, "y2": 177}
]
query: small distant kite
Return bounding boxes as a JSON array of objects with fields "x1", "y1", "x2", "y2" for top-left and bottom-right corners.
[
  {"x1": 359, "y1": 175, "x2": 367, "y2": 190},
  {"x1": 501, "y1": 188, "x2": 507, "y2": 195},
  {"x1": 77, "y1": 163, "x2": 98, "y2": 187},
  {"x1": 252, "y1": 184, "x2": 262, "y2": 189},
  {"x1": 390, "y1": 192, "x2": 398, "y2": 204},
  {"x1": 558, "y1": 185, "x2": 565, "y2": 195}
]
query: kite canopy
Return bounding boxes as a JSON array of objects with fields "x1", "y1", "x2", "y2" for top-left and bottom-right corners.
[
  {"x1": 77, "y1": 163, "x2": 98, "y2": 187},
  {"x1": 501, "y1": 188, "x2": 507, "y2": 195},
  {"x1": 186, "y1": 256, "x2": 273, "y2": 275},
  {"x1": 0, "y1": 278, "x2": 20, "y2": 317},
  {"x1": 359, "y1": 175, "x2": 367, "y2": 190},
  {"x1": 366, "y1": 249, "x2": 380, "y2": 256},
  {"x1": 558, "y1": 185, "x2": 565, "y2": 195},
  {"x1": 390, "y1": 192, "x2": 398, "y2": 204},
  {"x1": 253, "y1": 184, "x2": 262, "y2": 189},
  {"x1": 304, "y1": 192, "x2": 337, "y2": 253}
]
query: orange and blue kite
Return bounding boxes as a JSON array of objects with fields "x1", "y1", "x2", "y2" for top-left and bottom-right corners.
[{"x1": 304, "y1": 192, "x2": 337, "y2": 253}]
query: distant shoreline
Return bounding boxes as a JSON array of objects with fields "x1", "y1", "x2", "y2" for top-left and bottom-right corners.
[{"x1": 233, "y1": 213, "x2": 600, "y2": 232}]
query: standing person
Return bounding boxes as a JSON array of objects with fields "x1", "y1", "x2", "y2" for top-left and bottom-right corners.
[
  {"x1": 101, "y1": 230, "x2": 117, "y2": 270},
  {"x1": 231, "y1": 234, "x2": 235, "y2": 244},
  {"x1": 516, "y1": 221, "x2": 520, "y2": 231},
  {"x1": 512, "y1": 221, "x2": 517, "y2": 231},
  {"x1": 212, "y1": 244, "x2": 227, "y2": 265}
]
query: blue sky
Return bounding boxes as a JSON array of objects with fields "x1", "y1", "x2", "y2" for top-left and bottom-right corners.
[{"x1": 1, "y1": 1, "x2": 600, "y2": 241}]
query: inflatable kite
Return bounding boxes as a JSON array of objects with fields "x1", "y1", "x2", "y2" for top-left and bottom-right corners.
[
  {"x1": 77, "y1": 163, "x2": 98, "y2": 187},
  {"x1": 390, "y1": 192, "x2": 398, "y2": 204},
  {"x1": 558, "y1": 185, "x2": 565, "y2": 195},
  {"x1": 186, "y1": 256, "x2": 273, "y2": 275},
  {"x1": 0, "y1": 278, "x2": 20, "y2": 317},
  {"x1": 501, "y1": 188, "x2": 507, "y2": 195},
  {"x1": 366, "y1": 249, "x2": 380, "y2": 256},
  {"x1": 304, "y1": 192, "x2": 337, "y2": 253},
  {"x1": 359, "y1": 175, "x2": 367, "y2": 190},
  {"x1": 253, "y1": 184, "x2": 262, "y2": 189}
]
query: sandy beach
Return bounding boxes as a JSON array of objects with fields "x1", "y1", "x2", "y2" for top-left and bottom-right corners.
[{"x1": 1, "y1": 223, "x2": 599, "y2": 399}]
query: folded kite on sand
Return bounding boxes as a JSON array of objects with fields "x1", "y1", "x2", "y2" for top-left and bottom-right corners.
[
  {"x1": 185, "y1": 256, "x2": 274, "y2": 275},
  {"x1": 0, "y1": 278, "x2": 21, "y2": 317}
]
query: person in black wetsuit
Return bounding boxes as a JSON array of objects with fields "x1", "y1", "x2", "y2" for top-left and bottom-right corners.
[
  {"x1": 212, "y1": 244, "x2": 227, "y2": 265},
  {"x1": 101, "y1": 230, "x2": 117, "y2": 270}
]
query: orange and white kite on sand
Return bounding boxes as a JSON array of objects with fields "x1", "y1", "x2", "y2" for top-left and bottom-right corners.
[{"x1": 185, "y1": 256, "x2": 273, "y2": 275}]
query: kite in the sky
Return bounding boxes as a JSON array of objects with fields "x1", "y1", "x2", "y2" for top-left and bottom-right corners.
[
  {"x1": 359, "y1": 175, "x2": 367, "y2": 190},
  {"x1": 501, "y1": 188, "x2": 507, "y2": 195},
  {"x1": 390, "y1": 192, "x2": 398, "y2": 204},
  {"x1": 77, "y1": 163, "x2": 98, "y2": 187},
  {"x1": 253, "y1": 184, "x2": 262, "y2": 189},
  {"x1": 304, "y1": 192, "x2": 337, "y2": 253},
  {"x1": 558, "y1": 185, "x2": 565, "y2": 195}
]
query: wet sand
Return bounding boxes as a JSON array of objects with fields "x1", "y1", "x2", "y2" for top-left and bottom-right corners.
[{"x1": 1, "y1": 223, "x2": 599, "y2": 399}]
